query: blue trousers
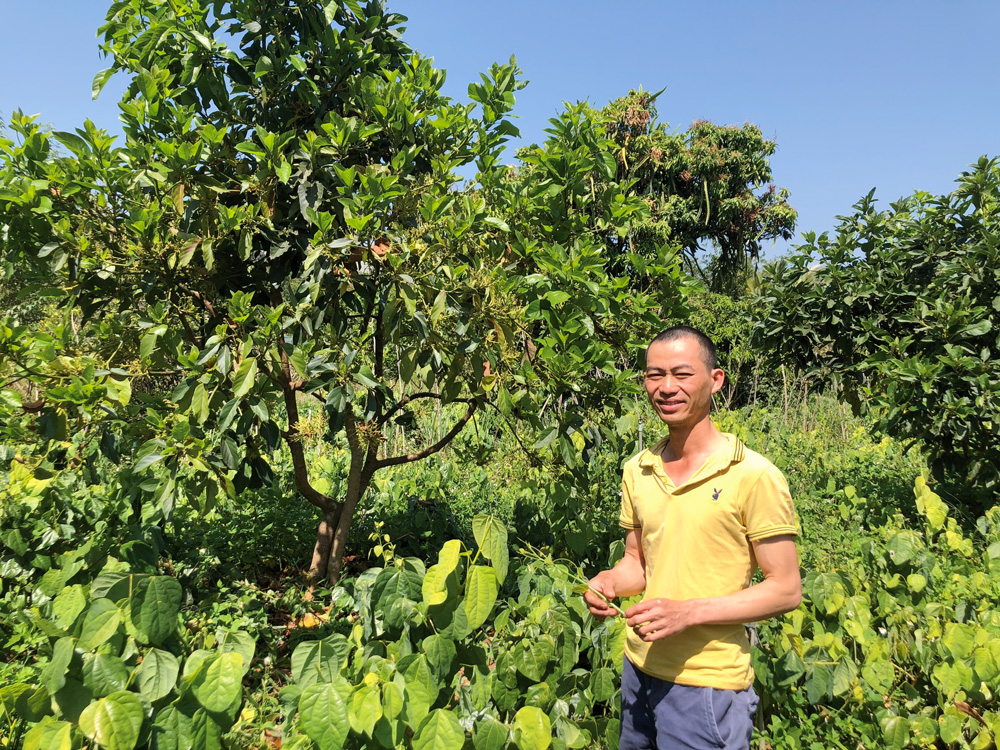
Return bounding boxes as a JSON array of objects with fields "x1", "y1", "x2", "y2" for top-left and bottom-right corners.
[{"x1": 620, "y1": 657, "x2": 759, "y2": 750}]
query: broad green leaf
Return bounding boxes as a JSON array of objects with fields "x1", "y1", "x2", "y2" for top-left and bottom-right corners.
[
  {"x1": 832, "y1": 656, "x2": 858, "y2": 697},
  {"x1": 299, "y1": 683, "x2": 350, "y2": 750},
  {"x1": 464, "y1": 565, "x2": 498, "y2": 630},
  {"x1": 24, "y1": 718, "x2": 73, "y2": 750},
  {"x1": 941, "y1": 623, "x2": 976, "y2": 660},
  {"x1": 79, "y1": 691, "x2": 144, "y2": 750},
  {"x1": 191, "y1": 652, "x2": 243, "y2": 712},
  {"x1": 590, "y1": 667, "x2": 616, "y2": 702},
  {"x1": 216, "y1": 629, "x2": 256, "y2": 674},
  {"x1": 473, "y1": 715, "x2": 510, "y2": 750},
  {"x1": 14, "y1": 685, "x2": 51, "y2": 722},
  {"x1": 53, "y1": 678, "x2": 92, "y2": 723},
  {"x1": 78, "y1": 599, "x2": 122, "y2": 652},
  {"x1": 40, "y1": 636, "x2": 74, "y2": 694},
  {"x1": 291, "y1": 635, "x2": 349, "y2": 687},
  {"x1": 437, "y1": 539, "x2": 462, "y2": 577},
  {"x1": 412, "y1": 709, "x2": 466, "y2": 750},
  {"x1": 938, "y1": 715, "x2": 963, "y2": 745},
  {"x1": 513, "y1": 706, "x2": 551, "y2": 750},
  {"x1": 150, "y1": 705, "x2": 194, "y2": 750},
  {"x1": 191, "y1": 709, "x2": 224, "y2": 750},
  {"x1": 372, "y1": 565, "x2": 423, "y2": 613},
  {"x1": 135, "y1": 648, "x2": 180, "y2": 702},
  {"x1": 52, "y1": 585, "x2": 87, "y2": 629},
  {"x1": 513, "y1": 636, "x2": 554, "y2": 682},
  {"x1": 129, "y1": 576, "x2": 182, "y2": 646},
  {"x1": 422, "y1": 563, "x2": 449, "y2": 606},
  {"x1": 349, "y1": 684, "x2": 380, "y2": 736},
  {"x1": 472, "y1": 515, "x2": 508, "y2": 582},
  {"x1": 880, "y1": 714, "x2": 910, "y2": 750},
  {"x1": 806, "y1": 662, "x2": 832, "y2": 704},
  {"x1": 421, "y1": 635, "x2": 456, "y2": 683},
  {"x1": 774, "y1": 648, "x2": 805, "y2": 687},
  {"x1": 232, "y1": 357, "x2": 258, "y2": 399},
  {"x1": 403, "y1": 655, "x2": 437, "y2": 727},
  {"x1": 82, "y1": 653, "x2": 129, "y2": 698}
]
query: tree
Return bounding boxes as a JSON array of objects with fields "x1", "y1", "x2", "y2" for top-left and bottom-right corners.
[
  {"x1": 755, "y1": 157, "x2": 1000, "y2": 493},
  {"x1": 518, "y1": 90, "x2": 797, "y2": 294},
  {"x1": 0, "y1": 1, "x2": 685, "y2": 583}
]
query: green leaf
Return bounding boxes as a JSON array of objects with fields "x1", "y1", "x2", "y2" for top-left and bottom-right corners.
[
  {"x1": 232, "y1": 357, "x2": 258, "y2": 399},
  {"x1": 299, "y1": 682, "x2": 350, "y2": 750},
  {"x1": 53, "y1": 131, "x2": 88, "y2": 157},
  {"x1": 53, "y1": 678, "x2": 92, "y2": 723},
  {"x1": 40, "y1": 636, "x2": 74, "y2": 694},
  {"x1": 191, "y1": 709, "x2": 224, "y2": 750},
  {"x1": 191, "y1": 651, "x2": 244, "y2": 712},
  {"x1": 422, "y1": 635, "x2": 456, "y2": 683},
  {"x1": 471, "y1": 515, "x2": 508, "y2": 582},
  {"x1": 52, "y1": 585, "x2": 87, "y2": 629},
  {"x1": 513, "y1": 636, "x2": 554, "y2": 682},
  {"x1": 78, "y1": 691, "x2": 144, "y2": 750},
  {"x1": 473, "y1": 715, "x2": 510, "y2": 750},
  {"x1": 135, "y1": 648, "x2": 180, "y2": 702},
  {"x1": 412, "y1": 709, "x2": 466, "y2": 750},
  {"x1": 832, "y1": 656, "x2": 858, "y2": 697},
  {"x1": 129, "y1": 576, "x2": 182, "y2": 646},
  {"x1": 24, "y1": 718, "x2": 74, "y2": 750},
  {"x1": 590, "y1": 667, "x2": 616, "y2": 702},
  {"x1": 82, "y1": 653, "x2": 129, "y2": 698},
  {"x1": 464, "y1": 565, "x2": 498, "y2": 630},
  {"x1": 403, "y1": 655, "x2": 437, "y2": 727},
  {"x1": 78, "y1": 599, "x2": 122, "y2": 652},
  {"x1": 348, "y1": 685, "x2": 380, "y2": 736},
  {"x1": 880, "y1": 714, "x2": 910, "y2": 750},
  {"x1": 513, "y1": 706, "x2": 551, "y2": 750},
  {"x1": 150, "y1": 705, "x2": 193, "y2": 750},
  {"x1": 806, "y1": 662, "x2": 832, "y2": 704},
  {"x1": 291, "y1": 635, "x2": 349, "y2": 687},
  {"x1": 92, "y1": 68, "x2": 114, "y2": 99},
  {"x1": 217, "y1": 629, "x2": 256, "y2": 674}
]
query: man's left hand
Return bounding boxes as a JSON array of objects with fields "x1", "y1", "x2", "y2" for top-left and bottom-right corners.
[{"x1": 624, "y1": 598, "x2": 696, "y2": 641}]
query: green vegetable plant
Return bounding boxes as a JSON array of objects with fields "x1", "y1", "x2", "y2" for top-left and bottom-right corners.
[
  {"x1": 1, "y1": 560, "x2": 254, "y2": 750},
  {"x1": 756, "y1": 476, "x2": 1000, "y2": 749},
  {"x1": 277, "y1": 514, "x2": 625, "y2": 750}
]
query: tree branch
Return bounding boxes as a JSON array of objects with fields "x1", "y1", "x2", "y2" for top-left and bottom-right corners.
[
  {"x1": 277, "y1": 342, "x2": 333, "y2": 511},
  {"x1": 374, "y1": 398, "x2": 478, "y2": 469},
  {"x1": 376, "y1": 390, "x2": 441, "y2": 426}
]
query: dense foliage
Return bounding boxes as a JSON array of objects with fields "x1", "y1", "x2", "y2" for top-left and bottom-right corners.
[
  {"x1": 4, "y1": 2, "x2": 1000, "y2": 750},
  {"x1": 756, "y1": 158, "x2": 1000, "y2": 494}
]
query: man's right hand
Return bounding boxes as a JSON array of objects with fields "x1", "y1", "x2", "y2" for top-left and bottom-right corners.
[{"x1": 584, "y1": 573, "x2": 619, "y2": 619}]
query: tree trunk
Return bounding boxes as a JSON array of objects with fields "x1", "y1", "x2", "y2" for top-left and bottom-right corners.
[
  {"x1": 325, "y1": 460, "x2": 373, "y2": 585},
  {"x1": 307, "y1": 505, "x2": 342, "y2": 582}
]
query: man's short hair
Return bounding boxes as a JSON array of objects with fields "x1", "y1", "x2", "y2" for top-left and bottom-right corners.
[{"x1": 647, "y1": 326, "x2": 719, "y2": 371}]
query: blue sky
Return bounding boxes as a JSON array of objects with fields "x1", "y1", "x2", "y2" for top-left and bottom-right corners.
[{"x1": 3, "y1": 2, "x2": 999, "y2": 258}]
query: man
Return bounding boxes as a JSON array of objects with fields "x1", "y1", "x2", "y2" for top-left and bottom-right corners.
[{"x1": 584, "y1": 326, "x2": 801, "y2": 750}]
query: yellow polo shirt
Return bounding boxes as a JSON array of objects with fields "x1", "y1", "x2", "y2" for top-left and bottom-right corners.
[{"x1": 619, "y1": 432, "x2": 797, "y2": 689}]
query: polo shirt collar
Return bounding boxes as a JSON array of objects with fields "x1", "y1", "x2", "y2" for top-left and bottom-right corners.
[{"x1": 638, "y1": 432, "x2": 746, "y2": 474}]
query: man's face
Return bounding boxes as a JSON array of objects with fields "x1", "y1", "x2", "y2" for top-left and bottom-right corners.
[{"x1": 643, "y1": 336, "x2": 725, "y2": 429}]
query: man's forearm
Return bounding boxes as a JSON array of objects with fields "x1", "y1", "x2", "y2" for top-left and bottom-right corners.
[
  {"x1": 687, "y1": 574, "x2": 801, "y2": 626},
  {"x1": 604, "y1": 552, "x2": 646, "y2": 599}
]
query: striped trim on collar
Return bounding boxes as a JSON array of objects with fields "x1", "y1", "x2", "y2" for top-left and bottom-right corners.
[{"x1": 638, "y1": 433, "x2": 746, "y2": 469}]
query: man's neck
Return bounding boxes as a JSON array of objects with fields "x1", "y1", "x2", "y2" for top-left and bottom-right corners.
[{"x1": 663, "y1": 417, "x2": 725, "y2": 461}]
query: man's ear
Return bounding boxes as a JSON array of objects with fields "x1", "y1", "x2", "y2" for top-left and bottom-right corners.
[{"x1": 710, "y1": 368, "x2": 726, "y2": 394}]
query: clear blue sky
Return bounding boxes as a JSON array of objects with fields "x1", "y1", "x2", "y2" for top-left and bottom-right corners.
[{"x1": 3, "y1": 1, "x2": 999, "y2": 258}]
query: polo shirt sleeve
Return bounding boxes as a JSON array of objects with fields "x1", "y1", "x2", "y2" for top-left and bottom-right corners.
[
  {"x1": 743, "y1": 464, "x2": 798, "y2": 541},
  {"x1": 619, "y1": 463, "x2": 640, "y2": 530}
]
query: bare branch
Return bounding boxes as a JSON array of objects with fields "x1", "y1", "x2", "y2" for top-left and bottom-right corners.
[
  {"x1": 374, "y1": 398, "x2": 479, "y2": 469},
  {"x1": 376, "y1": 390, "x2": 441, "y2": 426}
]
